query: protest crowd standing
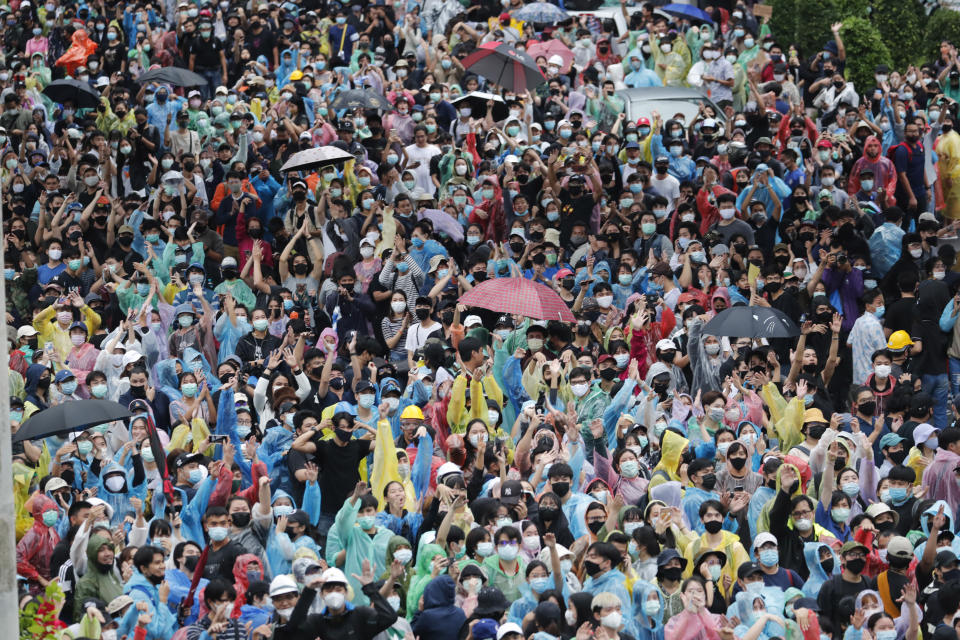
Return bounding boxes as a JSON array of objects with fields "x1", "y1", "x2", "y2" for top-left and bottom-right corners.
[{"x1": 8, "y1": 0, "x2": 960, "y2": 638}]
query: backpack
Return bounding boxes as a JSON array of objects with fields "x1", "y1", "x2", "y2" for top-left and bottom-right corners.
[{"x1": 886, "y1": 141, "x2": 921, "y2": 165}]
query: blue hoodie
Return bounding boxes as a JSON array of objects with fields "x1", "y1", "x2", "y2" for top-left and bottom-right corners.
[
  {"x1": 913, "y1": 500, "x2": 956, "y2": 559},
  {"x1": 410, "y1": 576, "x2": 466, "y2": 640},
  {"x1": 118, "y1": 570, "x2": 178, "y2": 640},
  {"x1": 98, "y1": 460, "x2": 147, "y2": 526},
  {"x1": 265, "y1": 488, "x2": 322, "y2": 576},
  {"x1": 632, "y1": 580, "x2": 665, "y2": 640},
  {"x1": 730, "y1": 588, "x2": 787, "y2": 640},
  {"x1": 801, "y1": 542, "x2": 840, "y2": 598},
  {"x1": 583, "y1": 568, "x2": 637, "y2": 637}
]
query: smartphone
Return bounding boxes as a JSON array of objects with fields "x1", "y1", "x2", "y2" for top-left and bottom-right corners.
[{"x1": 209, "y1": 434, "x2": 228, "y2": 445}]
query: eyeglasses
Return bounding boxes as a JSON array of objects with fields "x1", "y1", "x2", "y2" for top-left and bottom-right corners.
[{"x1": 790, "y1": 510, "x2": 813, "y2": 518}]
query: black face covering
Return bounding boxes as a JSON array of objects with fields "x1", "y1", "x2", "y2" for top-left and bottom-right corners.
[
  {"x1": 551, "y1": 481, "x2": 570, "y2": 498},
  {"x1": 844, "y1": 557, "x2": 866, "y2": 575},
  {"x1": 599, "y1": 368, "x2": 618, "y2": 381},
  {"x1": 659, "y1": 566, "x2": 683, "y2": 582},
  {"x1": 329, "y1": 377, "x2": 346, "y2": 390},
  {"x1": 415, "y1": 308, "x2": 431, "y2": 321},
  {"x1": 703, "y1": 519, "x2": 723, "y2": 534},
  {"x1": 146, "y1": 572, "x2": 165, "y2": 585},
  {"x1": 820, "y1": 557, "x2": 834, "y2": 574},
  {"x1": 807, "y1": 424, "x2": 827, "y2": 440},
  {"x1": 681, "y1": 449, "x2": 695, "y2": 465},
  {"x1": 888, "y1": 448, "x2": 908, "y2": 465},
  {"x1": 888, "y1": 554, "x2": 911, "y2": 570},
  {"x1": 834, "y1": 457, "x2": 846, "y2": 471},
  {"x1": 701, "y1": 473, "x2": 717, "y2": 491},
  {"x1": 801, "y1": 362, "x2": 818, "y2": 374},
  {"x1": 858, "y1": 401, "x2": 876, "y2": 416},
  {"x1": 584, "y1": 560, "x2": 603, "y2": 576},
  {"x1": 129, "y1": 384, "x2": 146, "y2": 398},
  {"x1": 659, "y1": 350, "x2": 676, "y2": 363},
  {"x1": 183, "y1": 555, "x2": 200, "y2": 572},
  {"x1": 539, "y1": 506, "x2": 559, "y2": 521},
  {"x1": 729, "y1": 456, "x2": 748, "y2": 471},
  {"x1": 231, "y1": 512, "x2": 251, "y2": 528},
  {"x1": 587, "y1": 520, "x2": 604, "y2": 534}
]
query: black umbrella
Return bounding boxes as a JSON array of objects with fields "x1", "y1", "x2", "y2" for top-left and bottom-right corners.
[
  {"x1": 43, "y1": 79, "x2": 101, "y2": 109},
  {"x1": 13, "y1": 399, "x2": 132, "y2": 443},
  {"x1": 136, "y1": 66, "x2": 208, "y2": 87},
  {"x1": 451, "y1": 92, "x2": 509, "y2": 121},
  {"x1": 331, "y1": 88, "x2": 393, "y2": 111},
  {"x1": 702, "y1": 306, "x2": 799, "y2": 338},
  {"x1": 460, "y1": 41, "x2": 547, "y2": 92}
]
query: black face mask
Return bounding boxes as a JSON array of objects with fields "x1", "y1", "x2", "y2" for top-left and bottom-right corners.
[
  {"x1": 146, "y1": 572, "x2": 165, "y2": 585},
  {"x1": 652, "y1": 380, "x2": 670, "y2": 394},
  {"x1": 551, "y1": 481, "x2": 570, "y2": 498},
  {"x1": 509, "y1": 241, "x2": 524, "y2": 254},
  {"x1": 681, "y1": 449, "x2": 695, "y2": 465},
  {"x1": 584, "y1": 560, "x2": 604, "y2": 576},
  {"x1": 834, "y1": 457, "x2": 846, "y2": 471},
  {"x1": 473, "y1": 271, "x2": 487, "y2": 282},
  {"x1": 129, "y1": 384, "x2": 146, "y2": 398},
  {"x1": 729, "y1": 456, "x2": 747, "y2": 471},
  {"x1": 577, "y1": 323, "x2": 591, "y2": 336},
  {"x1": 701, "y1": 473, "x2": 717, "y2": 491},
  {"x1": 183, "y1": 555, "x2": 200, "y2": 572},
  {"x1": 231, "y1": 512, "x2": 251, "y2": 528},
  {"x1": 888, "y1": 448, "x2": 908, "y2": 465},
  {"x1": 219, "y1": 373, "x2": 234, "y2": 384},
  {"x1": 292, "y1": 190, "x2": 307, "y2": 201},
  {"x1": 563, "y1": 278, "x2": 576, "y2": 290},
  {"x1": 659, "y1": 566, "x2": 683, "y2": 582},
  {"x1": 888, "y1": 554, "x2": 912, "y2": 570},
  {"x1": 703, "y1": 519, "x2": 723, "y2": 534},
  {"x1": 801, "y1": 362, "x2": 818, "y2": 374},
  {"x1": 293, "y1": 263, "x2": 309, "y2": 275},
  {"x1": 820, "y1": 558, "x2": 834, "y2": 574},
  {"x1": 807, "y1": 424, "x2": 827, "y2": 440},
  {"x1": 329, "y1": 377, "x2": 346, "y2": 390},
  {"x1": 441, "y1": 311, "x2": 454, "y2": 325},
  {"x1": 248, "y1": 227, "x2": 264, "y2": 239},
  {"x1": 766, "y1": 478, "x2": 777, "y2": 489},
  {"x1": 539, "y1": 506, "x2": 558, "y2": 521},
  {"x1": 844, "y1": 557, "x2": 866, "y2": 575},
  {"x1": 858, "y1": 401, "x2": 876, "y2": 416},
  {"x1": 223, "y1": 268, "x2": 238, "y2": 280},
  {"x1": 334, "y1": 427, "x2": 353, "y2": 441},
  {"x1": 587, "y1": 520, "x2": 604, "y2": 534},
  {"x1": 659, "y1": 350, "x2": 676, "y2": 363},
  {"x1": 599, "y1": 368, "x2": 618, "y2": 381},
  {"x1": 415, "y1": 308, "x2": 430, "y2": 321},
  {"x1": 764, "y1": 281, "x2": 782, "y2": 294}
]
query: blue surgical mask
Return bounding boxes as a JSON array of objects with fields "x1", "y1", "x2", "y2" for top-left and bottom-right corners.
[{"x1": 188, "y1": 468, "x2": 203, "y2": 484}]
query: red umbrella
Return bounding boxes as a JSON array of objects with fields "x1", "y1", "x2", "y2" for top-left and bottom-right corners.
[
  {"x1": 526, "y1": 39, "x2": 574, "y2": 73},
  {"x1": 459, "y1": 277, "x2": 575, "y2": 323},
  {"x1": 461, "y1": 42, "x2": 547, "y2": 93}
]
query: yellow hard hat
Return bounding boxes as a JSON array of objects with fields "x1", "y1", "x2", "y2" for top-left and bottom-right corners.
[
  {"x1": 289, "y1": 70, "x2": 303, "y2": 81},
  {"x1": 886, "y1": 330, "x2": 914, "y2": 351},
  {"x1": 400, "y1": 405, "x2": 424, "y2": 421}
]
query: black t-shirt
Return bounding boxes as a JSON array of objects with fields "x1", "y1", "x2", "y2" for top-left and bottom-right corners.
[
  {"x1": 558, "y1": 188, "x2": 595, "y2": 246},
  {"x1": 245, "y1": 27, "x2": 277, "y2": 62},
  {"x1": 190, "y1": 36, "x2": 224, "y2": 69},
  {"x1": 884, "y1": 297, "x2": 916, "y2": 335},
  {"x1": 203, "y1": 540, "x2": 242, "y2": 583},
  {"x1": 312, "y1": 437, "x2": 371, "y2": 515}
]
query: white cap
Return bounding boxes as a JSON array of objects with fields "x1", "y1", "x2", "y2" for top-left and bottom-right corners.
[
  {"x1": 188, "y1": 89, "x2": 202, "y2": 98},
  {"x1": 46, "y1": 477, "x2": 68, "y2": 492},
  {"x1": 753, "y1": 531, "x2": 778, "y2": 550},
  {"x1": 656, "y1": 339, "x2": 676, "y2": 352},
  {"x1": 94, "y1": 76, "x2": 110, "y2": 88},
  {"x1": 437, "y1": 462, "x2": 464, "y2": 482},
  {"x1": 914, "y1": 422, "x2": 940, "y2": 445},
  {"x1": 504, "y1": 154, "x2": 520, "y2": 165},
  {"x1": 86, "y1": 497, "x2": 114, "y2": 520},
  {"x1": 547, "y1": 54, "x2": 564, "y2": 66},
  {"x1": 122, "y1": 351, "x2": 143, "y2": 367},
  {"x1": 222, "y1": 256, "x2": 238, "y2": 269},
  {"x1": 701, "y1": 118, "x2": 718, "y2": 129},
  {"x1": 269, "y1": 575, "x2": 299, "y2": 597},
  {"x1": 498, "y1": 623, "x2": 524, "y2": 640},
  {"x1": 464, "y1": 315, "x2": 483, "y2": 328},
  {"x1": 319, "y1": 567, "x2": 348, "y2": 586},
  {"x1": 161, "y1": 170, "x2": 183, "y2": 183},
  {"x1": 17, "y1": 325, "x2": 38, "y2": 339}
]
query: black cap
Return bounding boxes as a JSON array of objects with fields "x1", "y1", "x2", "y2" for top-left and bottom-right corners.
[
  {"x1": 500, "y1": 480, "x2": 522, "y2": 505},
  {"x1": 355, "y1": 380, "x2": 376, "y2": 394},
  {"x1": 937, "y1": 549, "x2": 958, "y2": 568},
  {"x1": 338, "y1": 119, "x2": 355, "y2": 132},
  {"x1": 792, "y1": 597, "x2": 820, "y2": 612},
  {"x1": 737, "y1": 561, "x2": 763, "y2": 580},
  {"x1": 173, "y1": 452, "x2": 203, "y2": 469}
]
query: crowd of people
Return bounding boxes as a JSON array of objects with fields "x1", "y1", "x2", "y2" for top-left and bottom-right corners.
[{"x1": 8, "y1": 0, "x2": 960, "y2": 638}]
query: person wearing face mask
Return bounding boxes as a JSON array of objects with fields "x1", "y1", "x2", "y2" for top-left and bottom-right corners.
[
  {"x1": 278, "y1": 563, "x2": 398, "y2": 640},
  {"x1": 34, "y1": 290, "x2": 102, "y2": 361},
  {"x1": 769, "y1": 462, "x2": 838, "y2": 580},
  {"x1": 74, "y1": 534, "x2": 124, "y2": 620},
  {"x1": 16, "y1": 494, "x2": 62, "y2": 595},
  {"x1": 182, "y1": 578, "x2": 247, "y2": 638},
  {"x1": 680, "y1": 461, "x2": 732, "y2": 537},
  {"x1": 717, "y1": 441, "x2": 763, "y2": 495},
  {"x1": 53, "y1": 369, "x2": 82, "y2": 404},
  {"x1": 817, "y1": 540, "x2": 876, "y2": 631}
]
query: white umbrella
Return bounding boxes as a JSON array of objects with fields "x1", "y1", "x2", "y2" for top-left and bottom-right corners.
[{"x1": 279, "y1": 146, "x2": 355, "y2": 173}]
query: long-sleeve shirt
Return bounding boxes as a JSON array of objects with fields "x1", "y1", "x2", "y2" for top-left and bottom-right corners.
[
  {"x1": 33, "y1": 303, "x2": 102, "y2": 361},
  {"x1": 821, "y1": 266, "x2": 865, "y2": 332},
  {"x1": 847, "y1": 312, "x2": 886, "y2": 385}
]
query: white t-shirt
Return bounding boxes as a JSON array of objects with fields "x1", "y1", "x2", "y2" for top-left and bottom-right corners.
[
  {"x1": 404, "y1": 321, "x2": 442, "y2": 355},
  {"x1": 650, "y1": 173, "x2": 681, "y2": 211},
  {"x1": 404, "y1": 143, "x2": 441, "y2": 195}
]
